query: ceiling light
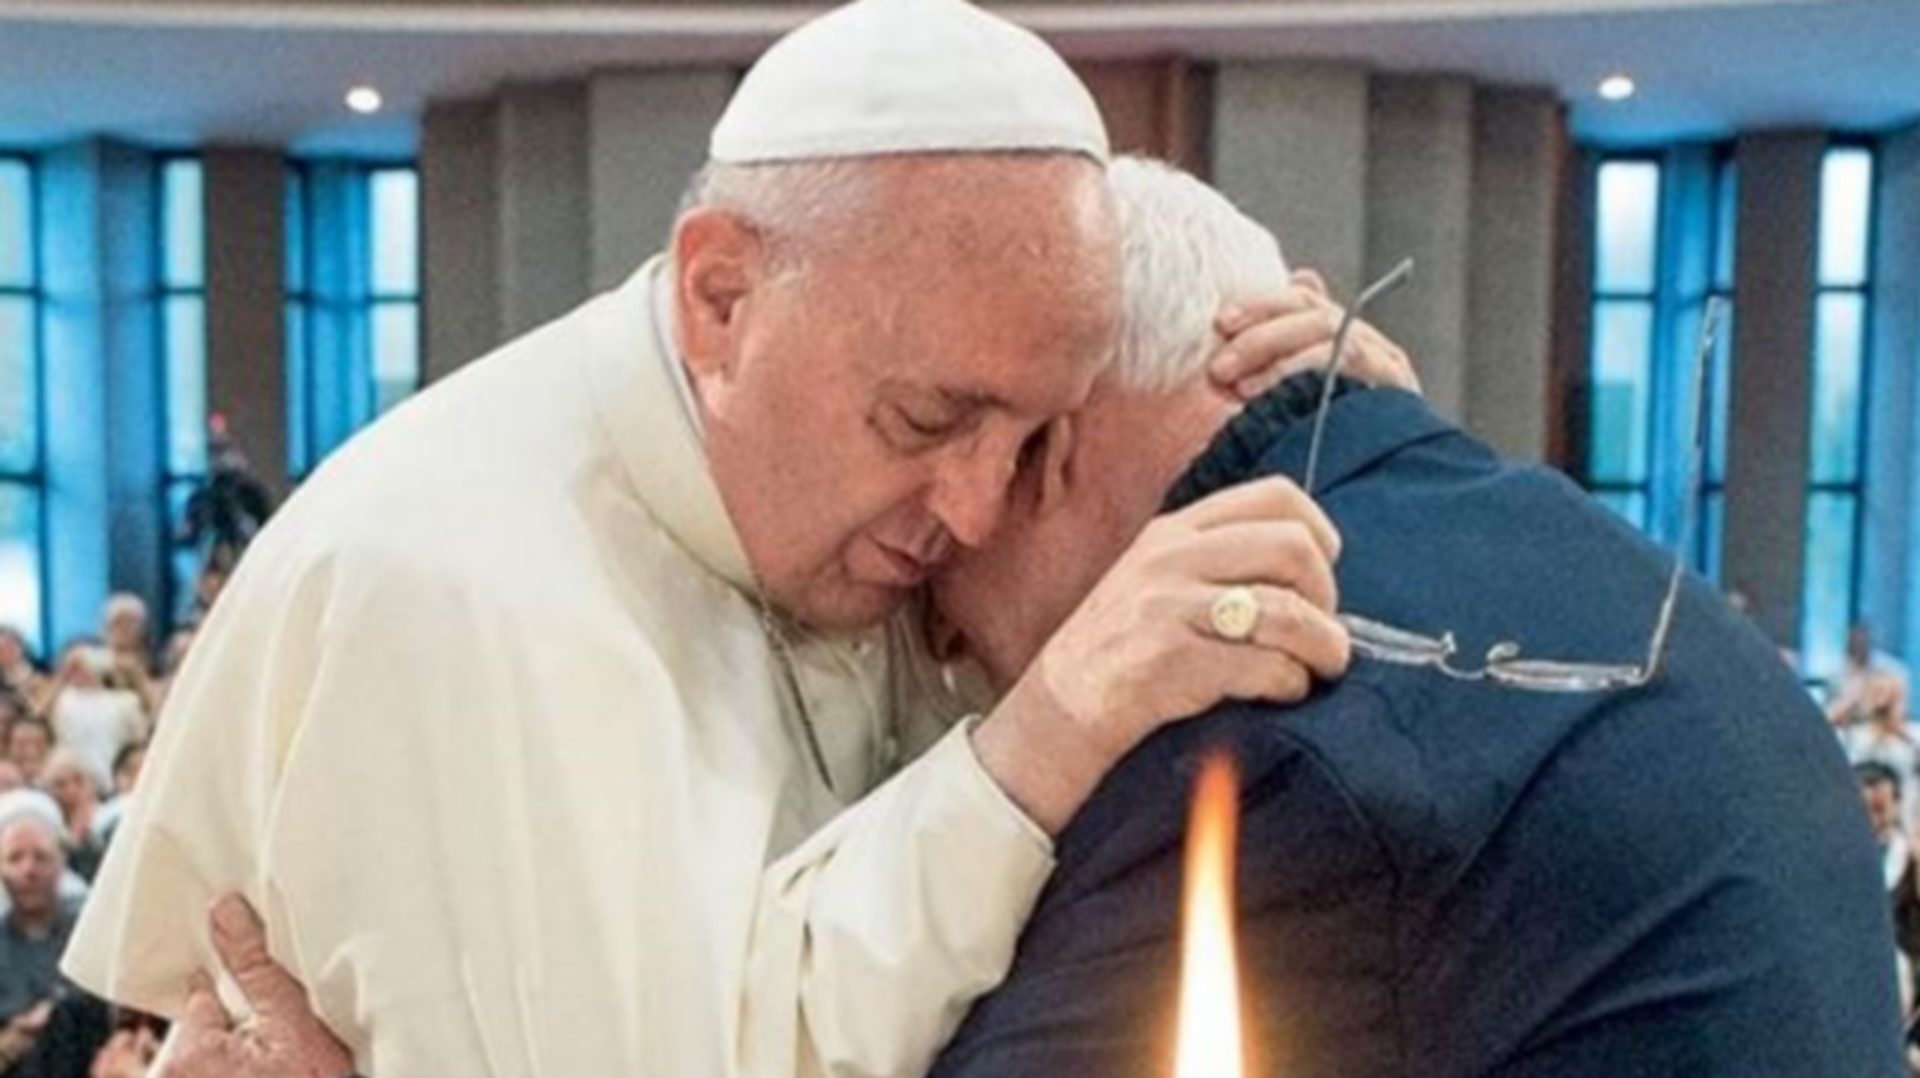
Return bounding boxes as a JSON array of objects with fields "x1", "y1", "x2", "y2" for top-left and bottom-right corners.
[
  {"x1": 1598, "y1": 75, "x2": 1636, "y2": 102},
  {"x1": 345, "y1": 86, "x2": 384, "y2": 114}
]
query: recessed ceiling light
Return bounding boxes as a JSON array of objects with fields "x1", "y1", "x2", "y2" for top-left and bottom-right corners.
[
  {"x1": 1598, "y1": 75, "x2": 1637, "y2": 102},
  {"x1": 345, "y1": 86, "x2": 384, "y2": 114}
]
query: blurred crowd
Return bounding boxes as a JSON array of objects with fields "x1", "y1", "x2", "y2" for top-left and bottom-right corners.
[
  {"x1": 0, "y1": 590, "x2": 205, "y2": 1077},
  {"x1": 4, "y1": 574, "x2": 1919, "y2": 1074},
  {"x1": 1828, "y1": 623, "x2": 1920, "y2": 1069}
]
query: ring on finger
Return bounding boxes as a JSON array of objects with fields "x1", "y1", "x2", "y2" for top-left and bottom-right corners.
[{"x1": 1208, "y1": 585, "x2": 1262, "y2": 643}]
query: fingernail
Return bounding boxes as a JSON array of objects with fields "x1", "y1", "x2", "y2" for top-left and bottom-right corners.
[
  {"x1": 211, "y1": 894, "x2": 251, "y2": 937},
  {"x1": 1235, "y1": 377, "x2": 1266, "y2": 400},
  {"x1": 1218, "y1": 305, "x2": 1245, "y2": 330}
]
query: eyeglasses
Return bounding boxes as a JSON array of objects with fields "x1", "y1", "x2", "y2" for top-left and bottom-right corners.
[{"x1": 1306, "y1": 263, "x2": 1725, "y2": 694}]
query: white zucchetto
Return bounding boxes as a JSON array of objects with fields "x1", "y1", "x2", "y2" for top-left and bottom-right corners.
[{"x1": 710, "y1": 0, "x2": 1109, "y2": 165}]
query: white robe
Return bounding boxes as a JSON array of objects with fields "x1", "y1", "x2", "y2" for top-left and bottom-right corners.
[{"x1": 64, "y1": 258, "x2": 1054, "y2": 1078}]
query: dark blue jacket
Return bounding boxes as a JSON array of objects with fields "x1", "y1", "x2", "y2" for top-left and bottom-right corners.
[{"x1": 932, "y1": 383, "x2": 1902, "y2": 1077}]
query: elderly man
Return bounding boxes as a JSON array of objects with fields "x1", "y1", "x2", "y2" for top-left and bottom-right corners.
[
  {"x1": 922, "y1": 157, "x2": 1903, "y2": 1075},
  {"x1": 0, "y1": 811, "x2": 113, "y2": 1076},
  {"x1": 65, "y1": 3, "x2": 1379, "y2": 1077},
  {"x1": 0, "y1": 813, "x2": 66, "y2": 1073}
]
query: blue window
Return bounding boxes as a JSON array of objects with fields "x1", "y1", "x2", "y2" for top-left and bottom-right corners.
[
  {"x1": 159, "y1": 157, "x2": 207, "y2": 624},
  {"x1": 1586, "y1": 151, "x2": 1736, "y2": 578},
  {"x1": 1689, "y1": 158, "x2": 1736, "y2": 580},
  {"x1": 0, "y1": 154, "x2": 44, "y2": 653},
  {"x1": 285, "y1": 162, "x2": 420, "y2": 478},
  {"x1": 1801, "y1": 146, "x2": 1876, "y2": 679},
  {"x1": 1588, "y1": 159, "x2": 1661, "y2": 530}
]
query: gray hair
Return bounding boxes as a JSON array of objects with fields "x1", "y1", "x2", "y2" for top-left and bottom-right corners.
[
  {"x1": 1107, "y1": 155, "x2": 1288, "y2": 393},
  {"x1": 0, "y1": 788, "x2": 65, "y2": 845},
  {"x1": 676, "y1": 159, "x2": 878, "y2": 273}
]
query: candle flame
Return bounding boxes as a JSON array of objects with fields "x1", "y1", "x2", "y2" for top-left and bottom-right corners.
[{"x1": 1173, "y1": 753, "x2": 1244, "y2": 1078}]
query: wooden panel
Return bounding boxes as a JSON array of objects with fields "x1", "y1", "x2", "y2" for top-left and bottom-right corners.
[{"x1": 1073, "y1": 58, "x2": 1212, "y2": 177}]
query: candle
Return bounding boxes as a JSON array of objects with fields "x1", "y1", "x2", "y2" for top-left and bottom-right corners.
[{"x1": 1173, "y1": 753, "x2": 1245, "y2": 1078}]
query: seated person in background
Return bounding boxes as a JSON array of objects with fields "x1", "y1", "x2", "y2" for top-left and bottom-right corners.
[
  {"x1": 0, "y1": 812, "x2": 110, "y2": 1077},
  {"x1": 0, "y1": 631, "x2": 50, "y2": 716},
  {"x1": 42, "y1": 646, "x2": 144, "y2": 797},
  {"x1": 4, "y1": 720, "x2": 50, "y2": 790},
  {"x1": 1861, "y1": 763, "x2": 1918, "y2": 1014},
  {"x1": 98, "y1": 596, "x2": 152, "y2": 687},
  {"x1": 926, "y1": 157, "x2": 1901, "y2": 1076},
  {"x1": 0, "y1": 795, "x2": 88, "y2": 933},
  {"x1": 1831, "y1": 623, "x2": 1914, "y2": 729},
  {"x1": 88, "y1": 744, "x2": 145, "y2": 847},
  {"x1": 1845, "y1": 677, "x2": 1918, "y2": 830},
  {"x1": 0, "y1": 692, "x2": 26, "y2": 755},
  {"x1": 38, "y1": 752, "x2": 106, "y2": 886}
]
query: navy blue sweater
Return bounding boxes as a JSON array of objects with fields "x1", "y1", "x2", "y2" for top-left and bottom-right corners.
[{"x1": 932, "y1": 382, "x2": 1902, "y2": 1077}]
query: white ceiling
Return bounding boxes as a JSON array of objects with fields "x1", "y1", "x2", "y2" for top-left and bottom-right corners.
[{"x1": 0, "y1": 0, "x2": 1914, "y2": 157}]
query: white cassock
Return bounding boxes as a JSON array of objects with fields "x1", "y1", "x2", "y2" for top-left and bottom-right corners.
[{"x1": 63, "y1": 257, "x2": 1055, "y2": 1077}]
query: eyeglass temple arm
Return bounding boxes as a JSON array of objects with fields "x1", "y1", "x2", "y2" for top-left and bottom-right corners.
[
  {"x1": 1303, "y1": 258, "x2": 1416, "y2": 496},
  {"x1": 1640, "y1": 297, "x2": 1728, "y2": 682}
]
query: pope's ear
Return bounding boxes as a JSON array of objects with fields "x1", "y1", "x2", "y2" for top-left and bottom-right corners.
[{"x1": 672, "y1": 209, "x2": 765, "y2": 382}]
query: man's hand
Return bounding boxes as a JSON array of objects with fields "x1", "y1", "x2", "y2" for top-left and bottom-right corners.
[
  {"x1": 153, "y1": 895, "x2": 354, "y2": 1078},
  {"x1": 975, "y1": 478, "x2": 1349, "y2": 833},
  {"x1": 0, "y1": 1000, "x2": 53, "y2": 1067},
  {"x1": 1209, "y1": 268, "x2": 1420, "y2": 399}
]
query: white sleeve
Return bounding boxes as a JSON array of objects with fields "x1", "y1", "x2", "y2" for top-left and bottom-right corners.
[
  {"x1": 739, "y1": 718, "x2": 1055, "y2": 1078},
  {"x1": 61, "y1": 550, "x2": 329, "y2": 1020},
  {"x1": 64, "y1": 548, "x2": 513, "y2": 1078}
]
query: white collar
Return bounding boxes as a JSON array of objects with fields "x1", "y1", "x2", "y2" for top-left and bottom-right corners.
[{"x1": 584, "y1": 257, "x2": 755, "y2": 593}]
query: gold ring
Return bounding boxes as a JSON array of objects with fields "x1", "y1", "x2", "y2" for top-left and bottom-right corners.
[{"x1": 1208, "y1": 585, "x2": 1261, "y2": 642}]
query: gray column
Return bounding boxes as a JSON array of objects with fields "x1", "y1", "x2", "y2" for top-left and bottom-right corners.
[
  {"x1": 1211, "y1": 62, "x2": 1369, "y2": 293},
  {"x1": 421, "y1": 98, "x2": 501, "y2": 382},
  {"x1": 1363, "y1": 75, "x2": 1474, "y2": 422},
  {"x1": 203, "y1": 147, "x2": 287, "y2": 496},
  {"x1": 39, "y1": 140, "x2": 162, "y2": 646},
  {"x1": 497, "y1": 82, "x2": 589, "y2": 338},
  {"x1": 1725, "y1": 131, "x2": 1824, "y2": 646},
  {"x1": 587, "y1": 68, "x2": 734, "y2": 292},
  {"x1": 1866, "y1": 123, "x2": 1920, "y2": 661},
  {"x1": 1465, "y1": 89, "x2": 1566, "y2": 462}
]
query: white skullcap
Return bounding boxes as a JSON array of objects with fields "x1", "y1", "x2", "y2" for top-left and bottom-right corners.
[{"x1": 711, "y1": 0, "x2": 1108, "y2": 165}]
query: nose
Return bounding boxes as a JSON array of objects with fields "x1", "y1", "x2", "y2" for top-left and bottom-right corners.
[{"x1": 926, "y1": 440, "x2": 1018, "y2": 550}]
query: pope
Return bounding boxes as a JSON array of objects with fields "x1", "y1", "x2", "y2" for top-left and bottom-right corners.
[{"x1": 62, "y1": 1, "x2": 1402, "y2": 1076}]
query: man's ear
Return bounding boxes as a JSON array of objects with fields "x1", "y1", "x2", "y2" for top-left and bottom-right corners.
[
  {"x1": 672, "y1": 209, "x2": 765, "y2": 386},
  {"x1": 1035, "y1": 415, "x2": 1076, "y2": 518}
]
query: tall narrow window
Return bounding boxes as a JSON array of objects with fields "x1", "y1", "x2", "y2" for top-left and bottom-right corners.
[
  {"x1": 1587, "y1": 149, "x2": 1736, "y2": 577},
  {"x1": 285, "y1": 166, "x2": 310, "y2": 480},
  {"x1": 159, "y1": 157, "x2": 207, "y2": 624},
  {"x1": 368, "y1": 167, "x2": 421, "y2": 416},
  {"x1": 1588, "y1": 158, "x2": 1662, "y2": 529},
  {"x1": 285, "y1": 162, "x2": 420, "y2": 478},
  {"x1": 1686, "y1": 156, "x2": 1737, "y2": 580},
  {"x1": 1802, "y1": 146, "x2": 1876, "y2": 679},
  {"x1": 0, "y1": 155, "x2": 44, "y2": 652}
]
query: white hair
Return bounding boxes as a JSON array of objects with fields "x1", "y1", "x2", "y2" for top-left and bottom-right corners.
[
  {"x1": 104, "y1": 591, "x2": 147, "y2": 623},
  {"x1": 0, "y1": 788, "x2": 65, "y2": 845},
  {"x1": 1107, "y1": 155, "x2": 1288, "y2": 393},
  {"x1": 676, "y1": 159, "x2": 878, "y2": 271}
]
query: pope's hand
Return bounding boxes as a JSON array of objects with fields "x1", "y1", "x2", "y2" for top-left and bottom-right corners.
[
  {"x1": 1208, "y1": 268, "x2": 1421, "y2": 399},
  {"x1": 153, "y1": 895, "x2": 353, "y2": 1078},
  {"x1": 974, "y1": 477, "x2": 1349, "y2": 833}
]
